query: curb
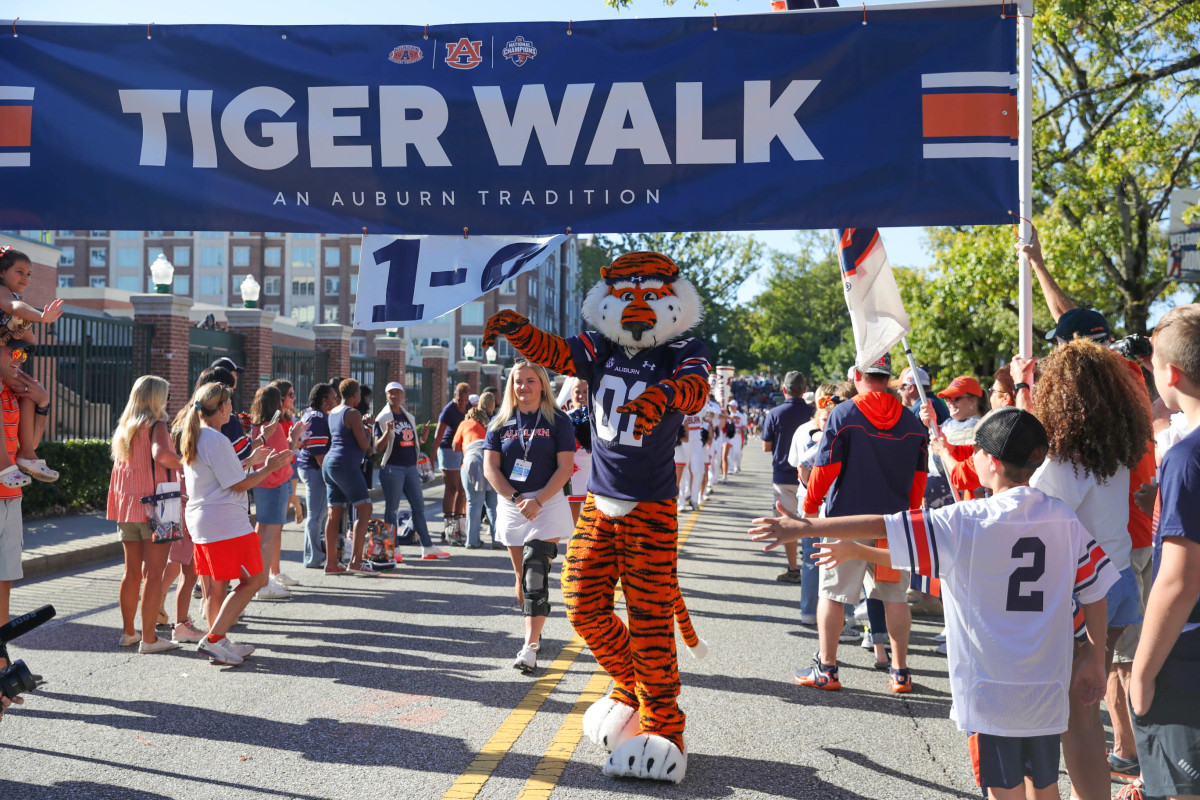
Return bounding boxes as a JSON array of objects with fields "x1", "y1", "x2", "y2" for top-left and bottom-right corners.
[{"x1": 20, "y1": 475, "x2": 446, "y2": 579}]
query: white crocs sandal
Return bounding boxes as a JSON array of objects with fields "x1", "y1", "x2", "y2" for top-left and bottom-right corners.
[
  {"x1": 17, "y1": 458, "x2": 59, "y2": 482},
  {"x1": 0, "y1": 465, "x2": 31, "y2": 489}
]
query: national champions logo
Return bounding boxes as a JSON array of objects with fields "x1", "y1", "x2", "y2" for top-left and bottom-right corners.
[
  {"x1": 501, "y1": 36, "x2": 538, "y2": 67},
  {"x1": 388, "y1": 45, "x2": 424, "y2": 65},
  {"x1": 445, "y1": 38, "x2": 484, "y2": 70}
]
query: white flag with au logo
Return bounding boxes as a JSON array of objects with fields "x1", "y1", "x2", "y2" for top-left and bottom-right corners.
[
  {"x1": 835, "y1": 228, "x2": 911, "y2": 368},
  {"x1": 354, "y1": 234, "x2": 566, "y2": 329}
]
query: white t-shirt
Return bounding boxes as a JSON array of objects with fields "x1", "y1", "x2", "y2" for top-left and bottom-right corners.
[
  {"x1": 1157, "y1": 411, "x2": 1191, "y2": 458},
  {"x1": 1031, "y1": 457, "x2": 1131, "y2": 572},
  {"x1": 787, "y1": 420, "x2": 820, "y2": 469},
  {"x1": 884, "y1": 486, "x2": 1116, "y2": 737},
  {"x1": 183, "y1": 427, "x2": 253, "y2": 545}
]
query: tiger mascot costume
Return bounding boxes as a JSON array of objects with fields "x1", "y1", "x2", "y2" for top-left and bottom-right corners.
[{"x1": 483, "y1": 251, "x2": 709, "y2": 784}]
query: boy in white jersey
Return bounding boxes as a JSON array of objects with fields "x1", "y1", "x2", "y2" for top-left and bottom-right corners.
[{"x1": 750, "y1": 408, "x2": 1116, "y2": 800}]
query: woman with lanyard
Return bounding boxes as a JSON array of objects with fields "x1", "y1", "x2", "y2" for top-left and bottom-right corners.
[
  {"x1": 483, "y1": 361, "x2": 575, "y2": 674},
  {"x1": 374, "y1": 381, "x2": 448, "y2": 561}
]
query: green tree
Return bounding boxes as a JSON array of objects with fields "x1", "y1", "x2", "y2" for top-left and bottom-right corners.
[{"x1": 593, "y1": 232, "x2": 763, "y2": 366}]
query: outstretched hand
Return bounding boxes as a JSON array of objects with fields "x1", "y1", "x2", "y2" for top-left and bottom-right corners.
[
  {"x1": 616, "y1": 385, "x2": 670, "y2": 440},
  {"x1": 811, "y1": 540, "x2": 860, "y2": 569},
  {"x1": 747, "y1": 501, "x2": 808, "y2": 551},
  {"x1": 41, "y1": 298, "x2": 65, "y2": 324},
  {"x1": 482, "y1": 310, "x2": 530, "y2": 348},
  {"x1": 1015, "y1": 223, "x2": 1042, "y2": 264}
]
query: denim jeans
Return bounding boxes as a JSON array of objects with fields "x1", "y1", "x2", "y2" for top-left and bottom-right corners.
[
  {"x1": 298, "y1": 464, "x2": 328, "y2": 568},
  {"x1": 800, "y1": 537, "x2": 819, "y2": 616},
  {"x1": 379, "y1": 463, "x2": 433, "y2": 548},
  {"x1": 464, "y1": 479, "x2": 498, "y2": 547}
]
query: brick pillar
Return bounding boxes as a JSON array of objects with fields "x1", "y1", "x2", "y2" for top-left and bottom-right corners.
[
  {"x1": 225, "y1": 308, "x2": 277, "y2": 408},
  {"x1": 480, "y1": 364, "x2": 502, "y2": 392},
  {"x1": 374, "y1": 335, "x2": 407, "y2": 385},
  {"x1": 421, "y1": 345, "x2": 450, "y2": 416},
  {"x1": 456, "y1": 360, "x2": 481, "y2": 394},
  {"x1": 131, "y1": 294, "x2": 194, "y2": 418},
  {"x1": 313, "y1": 323, "x2": 352, "y2": 383}
]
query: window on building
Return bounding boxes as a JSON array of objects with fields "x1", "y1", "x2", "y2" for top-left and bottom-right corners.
[
  {"x1": 58, "y1": 249, "x2": 75, "y2": 267},
  {"x1": 461, "y1": 301, "x2": 485, "y2": 326},
  {"x1": 323, "y1": 305, "x2": 339, "y2": 323},
  {"x1": 173, "y1": 275, "x2": 190, "y2": 295},
  {"x1": 460, "y1": 334, "x2": 482, "y2": 358},
  {"x1": 57, "y1": 230, "x2": 74, "y2": 237},
  {"x1": 264, "y1": 276, "x2": 281, "y2": 295},
  {"x1": 200, "y1": 275, "x2": 223, "y2": 296},
  {"x1": 292, "y1": 277, "x2": 315, "y2": 296},
  {"x1": 172, "y1": 246, "x2": 191, "y2": 267},
  {"x1": 351, "y1": 245, "x2": 361, "y2": 266},
  {"x1": 350, "y1": 337, "x2": 367, "y2": 356},
  {"x1": 89, "y1": 230, "x2": 107, "y2": 237},
  {"x1": 528, "y1": 276, "x2": 538, "y2": 298},
  {"x1": 291, "y1": 247, "x2": 316, "y2": 269},
  {"x1": 291, "y1": 304, "x2": 316, "y2": 324},
  {"x1": 200, "y1": 231, "x2": 223, "y2": 238},
  {"x1": 116, "y1": 248, "x2": 140, "y2": 268},
  {"x1": 293, "y1": 233, "x2": 316, "y2": 239},
  {"x1": 497, "y1": 339, "x2": 515, "y2": 360},
  {"x1": 232, "y1": 231, "x2": 251, "y2": 237},
  {"x1": 146, "y1": 231, "x2": 165, "y2": 237},
  {"x1": 432, "y1": 311, "x2": 454, "y2": 325},
  {"x1": 264, "y1": 303, "x2": 281, "y2": 313},
  {"x1": 324, "y1": 247, "x2": 340, "y2": 268},
  {"x1": 499, "y1": 303, "x2": 517, "y2": 315},
  {"x1": 350, "y1": 274, "x2": 359, "y2": 294},
  {"x1": 116, "y1": 275, "x2": 141, "y2": 292},
  {"x1": 324, "y1": 277, "x2": 340, "y2": 295},
  {"x1": 89, "y1": 248, "x2": 107, "y2": 267},
  {"x1": 501, "y1": 278, "x2": 517, "y2": 294},
  {"x1": 264, "y1": 246, "x2": 281, "y2": 267},
  {"x1": 200, "y1": 247, "x2": 224, "y2": 268},
  {"x1": 529, "y1": 308, "x2": 538, "y2": 327},
  {"x1": 115, "y1": 230, "x2": 139, "y2": 239},
  {"x1": 232, "y1": 246, "x2": 250, "y2": 267},
  {"x1": 57, "y1": 276, "x2": 75, "y2": 288},
  {"x1": 265, "y1": 231, "x2": 282, "y2": 238},
  {"x1": 89, "y1": 276, "x2": 107, "y2": 288}
]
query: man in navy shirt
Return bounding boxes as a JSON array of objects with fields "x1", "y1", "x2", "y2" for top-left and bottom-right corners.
[
  {"x1": 761, "y1": 370, "x2": 813, "y2": 584},
  {"x1": 798, "y1": 354, "x2": 928, "y2": 694},
  {"x1": 1130, "y1": 305, "x2": 1200, "y2": 798}
]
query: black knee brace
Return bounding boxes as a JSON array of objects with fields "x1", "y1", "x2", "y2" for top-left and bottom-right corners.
[{"x1": 522, "y1": 540, "x2": 558, "y2": 617}]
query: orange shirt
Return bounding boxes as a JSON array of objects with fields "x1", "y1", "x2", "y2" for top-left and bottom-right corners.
[
  {"x1": 0, "y1": 387, "x2": 20, "y2": 500},
  {"x1": 453, "y1": 419, "x2": 488, "y2": 451}
]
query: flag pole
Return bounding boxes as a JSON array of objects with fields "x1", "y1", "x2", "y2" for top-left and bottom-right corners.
[
  {"x1": 900, "y1": 336, "x2": 940, "y2": 441},
  {"x1": 1017, "y1": 0, "x2": 1034, "y2": 358}
]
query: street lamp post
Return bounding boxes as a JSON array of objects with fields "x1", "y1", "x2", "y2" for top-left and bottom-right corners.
[
  {"x1": 463, "y1": 340, "x2": 476, "y2": 360},
  {"x1": 240, "y1": 275, "x2": 261, "y2": 309},
  {"x1": 149, "y1": 253, "x2": 174, "y2": 294},
  {"x1": 485, "y1": 345, "x2": 497, "y2": 364}
]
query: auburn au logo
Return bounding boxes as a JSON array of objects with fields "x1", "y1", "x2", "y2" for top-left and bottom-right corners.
[{"x1": 444, "y1": 38, "x2": 483, "y2": 70}]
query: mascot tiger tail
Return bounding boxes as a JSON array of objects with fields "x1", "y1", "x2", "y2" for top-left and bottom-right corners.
[{"x1": 483, "y1": 251, "x2": 710, "y2": 784}]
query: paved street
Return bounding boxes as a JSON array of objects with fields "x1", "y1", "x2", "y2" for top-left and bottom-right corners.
[{"x1": 0, "y1": 447, "x2": 1070, "y2": 799}]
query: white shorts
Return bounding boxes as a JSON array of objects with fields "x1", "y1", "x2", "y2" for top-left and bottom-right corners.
[
  {"x1": 819, "y1": 553, "x2": 910, "y2": 605},
  {"x1": 772, "y1": 483, "x2": 799, "y2": 518},
  {"x1": 496, "y1": 491, "x2": 574, "y2": 547},
  {"x1": 0, "y1": 497, "x2": 23, "y2": 582},
  {"x1": 569, "y1": 450, "x2": 591, "y2": 503}
]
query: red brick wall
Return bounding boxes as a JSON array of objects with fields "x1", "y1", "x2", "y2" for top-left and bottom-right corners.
[
  {"x1": 314, "y1": 324, "x2": 351, "y2": 382},
  {"x1": 130, "y1": 296, "x2": 194, "y2": 418},
  {"x1": 225, "y1": 309, "x2": 275, "y2": 408}
]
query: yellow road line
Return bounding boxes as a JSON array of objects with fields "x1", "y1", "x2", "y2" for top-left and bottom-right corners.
[
  {"x1": 512, "y1": 504, "x2": 705, "y2": 800},
  {"x1": 439, "y1": 633, "x2": 588, "y2": 800}
]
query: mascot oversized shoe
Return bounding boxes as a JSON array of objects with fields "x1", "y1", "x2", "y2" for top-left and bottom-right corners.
[
  {"x1": 605, "y1": 733, "x2": 687, "y2": 784},
  {"x1": 582, "y1": 696, "x2": 640, "y2": 752}
]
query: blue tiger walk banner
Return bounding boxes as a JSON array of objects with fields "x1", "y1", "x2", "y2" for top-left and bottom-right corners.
[{"x1": 0, "y1": 0, "x2": 1017, "y2": 234}]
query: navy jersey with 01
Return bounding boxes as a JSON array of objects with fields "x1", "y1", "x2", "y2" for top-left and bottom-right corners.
[{"x1": 567, "y1": 332, "x2": 711, "y2": 502}]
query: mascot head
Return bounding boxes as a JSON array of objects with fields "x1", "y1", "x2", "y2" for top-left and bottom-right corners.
[{"x1": 581, "y1": 251, "x2": 703, "y2": 351}]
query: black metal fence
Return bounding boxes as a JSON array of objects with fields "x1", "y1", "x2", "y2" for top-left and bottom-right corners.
[
  {"x1": 272, "y1": 347, "x2": 328, "y2": 408},
  {"x1": 188, "y1": 327, "x2": 245, "y2": 396},
  {"x1": 405, "y1": 365, "x2": 434, "y2": 424},
  {"x1": 25, "y1": 313, "x2": 153, "y2": 441},
  {"x1": 349, "y1": 356, "x2": 388, "y2": 415}
]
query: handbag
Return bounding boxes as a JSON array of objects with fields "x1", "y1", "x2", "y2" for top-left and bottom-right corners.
[
  {"x1": 139, "y1": 424, "x2": 184, "y2": 544},
  {"x1": 417, "y1": 452, "x2": 435, "y2": 484}
]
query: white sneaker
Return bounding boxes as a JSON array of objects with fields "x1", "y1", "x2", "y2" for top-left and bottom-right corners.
[
  {"x1": 853, "y1": 601, "x2": 869, "y2": 622},
  {"x1": 933, "y1": 628, "x2": 947, "y2": 643},
  {"x1": 255, "y1": 580, "x2": 291, "y2": 600},
  {"x1": 513, "y1": 642, "x2": 539, "y2": 674},
  {"x1": 197, "y1": 636, "x2": 244, "y2": 666},
  {"x1": 138, "y1": 636, "x2": 180, "y2": 654},
  {"x1": 838, "y1": 625, "x2": 860, "y2": 643},
  {"x1": 272, "y1": 572, "x2": 299, "y2": 587},
  {"x1": 172, "y1": 620, "x2": 206, "y2": 644},
  {"x1": 223, "y1": 636, "x2": 256, "y2": 658},
  {"x1": 860, "y1": 629, "x2": 874, "y2": 650},
  {"x1": 798, "y1": 613, "x2": 817, "y2": 626},
  {"x1": 118, "y1": 632, "x2": 140, "y2": 647}
]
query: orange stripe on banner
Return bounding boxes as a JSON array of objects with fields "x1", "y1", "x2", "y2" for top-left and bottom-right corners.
[
  {"x1": 0, "y1": 106, "x2": 32, "y2": 147},
  {"x1": 922, "y1": 93, "x2": 1017, "y2": 139}
]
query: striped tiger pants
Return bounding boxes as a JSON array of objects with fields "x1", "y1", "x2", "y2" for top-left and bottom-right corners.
[{"x1": 563, "y1": 495, "x2": 686, "y2": 749}]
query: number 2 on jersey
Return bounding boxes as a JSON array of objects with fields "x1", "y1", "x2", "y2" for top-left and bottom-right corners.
[
  {"x1": 594, "y1": 375, "x2": 647, "y2": 448},
  {"x1": 1005, "y1": 536, "x2": 1046, "y2": 612}
]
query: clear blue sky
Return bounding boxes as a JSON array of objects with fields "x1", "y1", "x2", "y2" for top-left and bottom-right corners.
[{"x1": 13, "y1": 0, "x2": 935, "y2": 301}]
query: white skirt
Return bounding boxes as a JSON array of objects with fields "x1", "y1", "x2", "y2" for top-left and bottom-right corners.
[{"x1": 496, "y1": 490, "x2": 574, "y2": 547}]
